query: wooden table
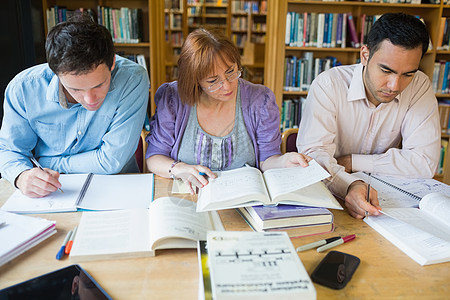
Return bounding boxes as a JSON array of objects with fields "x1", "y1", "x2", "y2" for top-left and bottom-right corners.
[{"x1": 1, "y1": 177, "x2": 449, "y2": 299}]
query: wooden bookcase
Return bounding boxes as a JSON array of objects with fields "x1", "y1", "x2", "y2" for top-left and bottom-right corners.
[
  {"x1": 41, "y1": 0, "x2": 166, "y2": 116},
  {"x1": 164, "y1": 0, "x2": 267, "y2": 83},
  {"x1": 265, "y1": 0, "x2": 450, "y2": 184}
]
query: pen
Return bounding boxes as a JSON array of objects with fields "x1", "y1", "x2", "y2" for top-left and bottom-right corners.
[
  {"x1": 317, "y1": 234, "x2": 356, "y2": 253},
  {"x1": 296, "y1": 236, "x2": 341, "y2": 252},
  {"x1": 64, "y1": 226, "x2": 78, "y2": 255},
  {"x1": 365, "y1": 173, "x2": 371, "y2": 218},
  {"x1": 199, "y1": 171, "x2": 209, "y2": 179},
  {"x1": 30, "y1": 156, "x2": 64, "y2": 193},
  {"x1": 56, "y1": 230, "x2": 72, "y2": 260}
]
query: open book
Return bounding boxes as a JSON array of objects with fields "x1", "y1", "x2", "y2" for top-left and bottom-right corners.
[
  {"x1": 197, "y1": 160, "x2": 342, "y2": 212},
  {"x1": 1, "y1": 173, "x2": 154, "y2": 213},
  {"x1": 0, "y1": 211, "x2": 56, "y2": 267},
  {"x1": 353, "y1": 172, "x2": 450, "y2": 208},
  {"x1": 201, "y1": 231, "x2": 316, "y2": 300},
  {"x1": 354, "y1": 173, "x2": 450, "y2": 265},
  {"x1": 69, "y1": 197, "x2": 224, "y2": 262}
]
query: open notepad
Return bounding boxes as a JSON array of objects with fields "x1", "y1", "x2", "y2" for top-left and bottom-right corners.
[
  {"x1": 69, "y1": 197, "x2": 224, "y2": 262},
  {"x1": 197, "y1": 160, "x2": 342, "y2": 212},
  {"x1": 1, "y1": 173, "x2": 154, "y2": 213},
  {"x1": 354, "y1": 172, "x2": 450, "y2": 265}
]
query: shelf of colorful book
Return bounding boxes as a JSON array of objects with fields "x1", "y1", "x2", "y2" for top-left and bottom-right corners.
[
  {"x1": 41, "y1": 0, "x2": 166, "y2": 116},
  {"x1": 287, "y1": 0, "x2": 439, "y2": 9}
]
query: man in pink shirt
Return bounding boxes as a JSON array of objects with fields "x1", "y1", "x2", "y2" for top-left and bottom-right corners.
[{"x1": 297, "y1": 13, "x2": 441, "y2": 218}]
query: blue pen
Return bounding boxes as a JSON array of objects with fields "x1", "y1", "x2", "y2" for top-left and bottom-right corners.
[
  {"x1": 199, "y1": 172, "x2": 207, "y2": 176},
  {"x1": 56, "y1": 230, "x2": 72, "y2": 260}
]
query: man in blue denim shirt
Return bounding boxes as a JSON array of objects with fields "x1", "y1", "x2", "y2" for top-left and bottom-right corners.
[{"x1": 0, "y1": 16, "x2": 149, "y2": 198}]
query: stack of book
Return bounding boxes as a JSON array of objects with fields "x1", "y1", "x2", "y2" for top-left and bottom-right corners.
[
  {"x1": 238, "y1": 204, "x2": 334, "y2": 238},
  {"x1": 0, "y1": 211, "x2": 56, "y2": 267}
]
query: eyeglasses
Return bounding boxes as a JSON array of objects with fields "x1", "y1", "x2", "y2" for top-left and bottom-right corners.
[{"x1": 203, "y1": 69, "x2": 242, "y2": 92}]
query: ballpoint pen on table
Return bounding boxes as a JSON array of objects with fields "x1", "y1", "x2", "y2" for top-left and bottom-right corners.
[
  {"x1": 365, "y1": 173, "x2": 371, "y2": 218},
  {"x1": 317, "y1": 234, "x2": 356, "y2": 253},
  {"x1": 65, "y1": 226, "x2": 78, "y2": 255},
  {"x1": 30, "y1": 156, "x2": 64, "y2": 193},
  {"x1": 56, "y1": 230, "x2": 72, "y2": 260},
  {"x1": 296, "y1": 236, "x2": 341, "y2": 252}
]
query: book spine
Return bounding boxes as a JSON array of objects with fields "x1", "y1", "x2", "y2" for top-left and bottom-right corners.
[
  {"x1": 347, "y1": 13, "x2": 360, "y2": 48},
  {"x1": 317, "y1": 13, "x2": 325, "y2": 48}
]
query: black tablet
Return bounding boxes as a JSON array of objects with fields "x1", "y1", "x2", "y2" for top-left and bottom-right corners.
[{"x1": 0, "y1": 264, "x2": 112, "y2": 299}]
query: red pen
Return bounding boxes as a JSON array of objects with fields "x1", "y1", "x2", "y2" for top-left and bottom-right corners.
[
  {"x1": 317, "y1": 234, "x2": 356, "y2": 253},
  {"x1": 64, "y1": 226, "x2": 78, "y2": 255}
]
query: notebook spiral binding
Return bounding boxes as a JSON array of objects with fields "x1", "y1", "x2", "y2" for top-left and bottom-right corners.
[{"x1": 372, "y1": 175, "x2": 421, "y2": 201}]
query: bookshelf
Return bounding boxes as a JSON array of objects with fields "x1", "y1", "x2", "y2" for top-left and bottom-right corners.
[
  {"x1": 41, "y1": 0, "x2": 166, "y2": 116},
  {"x1": 164, "y1": 0, "x2": 267, "y2": 83},
  {"x1": 265, "y1": 0, "x2": 449, "y2": 183}
]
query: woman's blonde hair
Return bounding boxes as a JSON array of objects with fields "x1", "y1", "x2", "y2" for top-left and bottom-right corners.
[{"x1": 177, "y1": 27, "x2": 242, "y2": 106}]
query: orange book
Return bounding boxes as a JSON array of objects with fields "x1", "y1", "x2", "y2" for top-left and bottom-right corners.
[{"x1": 437, "y1": 17, "x2": 446, "y2": 50}]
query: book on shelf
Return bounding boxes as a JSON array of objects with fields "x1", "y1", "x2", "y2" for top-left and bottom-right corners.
[
  {"x1": 0, "y1": 211, "x2": 56, "y2": 267},
  {"x1": 200, "y1": 231, "x2": 316, "y2": 300},
  {"x1": 281, "y1": 98, "x2": 304, "y2": 131},
  {"x1": 346, "y1": 12, "x2": 359, "y2": 48},
  {"x1": 353, "y1": 172, "x2": 450, "y2": 265},
  {"x1": 46, "y1": 6, "x2": 96, "y2": 32},
  {"x1": 364, "y1": 192, "x2": 450, "y2": 266},
  {"x1": 437, "y1": 139, "x2": 448, "y2": 175},
  {"x1": 285, "y1": 11, "x2": 348, "y2": 49},
  {"x1": 283, "y1": 53, "x2": 341, "y2": 92},
  {"x1": 69, "y1": 197, "x2": 224, "y2": 262},
  {"x1": 2, "y1": 173, "x2": 154, "y2": 214},
  {"x1": 97, "y1": 6, "x2": 143, "y2": 43},
  {"x1": 196, "y1": 160, "x2": 342, "y2": 212},
  {"x1": 237, "y1": 204, "x2": 334, "y2": 238},
  {"x1": 438, "y1": 100, "x2": 450, "y2": 133}
]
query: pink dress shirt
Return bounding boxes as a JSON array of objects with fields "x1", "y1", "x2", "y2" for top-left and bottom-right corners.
[{"x1": 297, "y1": 63, "x2": 441, "y2": 199}]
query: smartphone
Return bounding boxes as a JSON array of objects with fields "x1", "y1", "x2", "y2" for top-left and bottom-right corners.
[
  {"x1": 311, "y1": 251, "x2": 360, "y2": 289},
  {"x1": 0, "y1": 264, "x2": 112, "y2": 299}
]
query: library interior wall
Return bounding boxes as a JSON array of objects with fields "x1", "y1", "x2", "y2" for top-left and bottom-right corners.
[{"x1": 0, "y1": 0, "x2": 46, "y2": 128}]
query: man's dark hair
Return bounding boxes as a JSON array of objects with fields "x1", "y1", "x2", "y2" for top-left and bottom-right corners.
[
  {"x1": 366, "y1": 13, "x2": 429, "y2": 59},
  {"x1": 45, "y1": 15, "x2": 115, "y2": 75}
]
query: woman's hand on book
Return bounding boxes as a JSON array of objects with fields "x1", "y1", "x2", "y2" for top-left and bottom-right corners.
[
  {"x1": 345, "y1": 181, "x2": 381, "y2": 219},
  {"x1": 261, "y1": 152, "x2": 312, "y2": 171},
  {"x1": 171, "y1": 162, "x2": 216, "y2": 194}
]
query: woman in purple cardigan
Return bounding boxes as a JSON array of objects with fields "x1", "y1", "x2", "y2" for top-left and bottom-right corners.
[{"x1": 145, "y1": 27, "x2": 310, "y2": 194}]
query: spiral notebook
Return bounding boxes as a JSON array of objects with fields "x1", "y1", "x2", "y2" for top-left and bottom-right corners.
[
  {"x1": 353, "y1": 172, "x2": 450, "y2": 208},
  {"x1": 2, "y1": 173, "x2": 154, "y2": 213}
]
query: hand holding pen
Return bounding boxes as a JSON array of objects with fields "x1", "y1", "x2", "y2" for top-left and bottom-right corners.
[
  {"x1": 30, "y1": 157, "x2": 63, "y2": 193},
  {"x1": 15, "y1": 157, "x2": 63, "y2": 198},
  {"x1": 345, "y1": 179, "x2": 381, "y2": 219}
]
